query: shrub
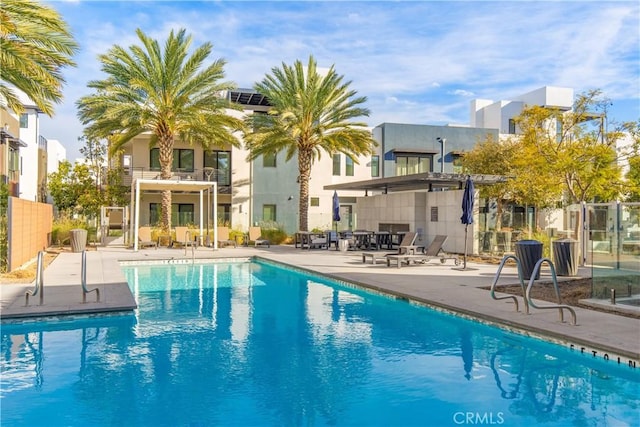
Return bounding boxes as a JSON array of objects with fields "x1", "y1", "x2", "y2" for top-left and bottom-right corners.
[{"x1": 52, "y1": 218, "x2": 96, "y2": 246}]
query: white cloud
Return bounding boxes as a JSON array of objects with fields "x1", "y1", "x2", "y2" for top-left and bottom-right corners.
[{"x1": 39, "y1": 0, "x2": 639, "y2": 160}]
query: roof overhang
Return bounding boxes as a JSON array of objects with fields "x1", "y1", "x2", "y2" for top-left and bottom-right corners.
[
  {"x1": 0, "y1": 129, "x2": 27, "y2": 147},
  {"x1": 324, "y1": 172, "x2": 507, "y2": 193}
]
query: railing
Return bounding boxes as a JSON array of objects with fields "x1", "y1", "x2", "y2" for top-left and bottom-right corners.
[
  {"x1": 490, "y1": 255, "x2": 577, "y2": 325},
  {"x1": 25, "y1": 251, "x2": 44, "y2": 306},
  {"x1": 526, "y1": 258, "x2": 577, "y2": 325},
  {"x1": 81, "y1": 250, "x2": 100, "y2": 303},
  {"x1": 490, "y1": 255, "x2": 529, "y2": 314},
  {"x1": 121, "y1": 167, "x2": 231, "y2": 193}
]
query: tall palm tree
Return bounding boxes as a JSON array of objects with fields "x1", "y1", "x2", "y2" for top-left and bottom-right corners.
[
  {"x1": 244, "y1": 55, "x2": 376, "y2": 231},
  {"x1": 77, "y1": 28, "x2": 244, "y2": 232},
  {"x1": 0, "y1": 0, "x2": 78, "y2": 116}
]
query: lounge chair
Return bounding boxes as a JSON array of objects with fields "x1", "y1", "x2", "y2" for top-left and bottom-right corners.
[
  {"x1": 386, "y1": 235, "x2": 459, "y2": 268},
  {"x1": 138, "y1": 226, "x2": 157, "y2": 249},
  {"x1": 174, "y1": 226, "x2": 198, "y2": 248},
  {"x1": 248, "y1": 226, "x2": 270, "y2": 248},
  {"x1": 217, "y1": 226, "x2": 237, "y2": 248},
  {"x1": 362, "y1": 231, "x2": 419, "y2": 264}
]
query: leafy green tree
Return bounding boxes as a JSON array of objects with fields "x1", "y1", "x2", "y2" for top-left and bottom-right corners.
[
  {"x1": 48, "y1": 160, "x2": 102, "y2": 218},
  {"x1": 460, "y1": 134, "x2": 521, "y2": 229},
  {"x1": 515, "y1": 89, "x2": 624, "y2": 204},
  {"x1": 76, "y1": 28, "x2": 244, "y2": 231},
  {"x1": 0, "y1": 0, "x2": 78, "y2": 115},
  {"x1": 243, "y1": 56, "x2": 376, "y2": 231},
  {"x1": 621, "y1": 120, "x2": 640, "y2": 202}
]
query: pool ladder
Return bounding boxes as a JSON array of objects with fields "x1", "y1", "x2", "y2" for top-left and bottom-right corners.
[
  {"x1": 490, "y1": 255, "x2": 577, "y2": 325},
  {"x1": 81, "y1": 250, "x2": 100, "y2": 302},
  {"x1": 25, "y1": 251, "x2": 45, "y2": 305}
]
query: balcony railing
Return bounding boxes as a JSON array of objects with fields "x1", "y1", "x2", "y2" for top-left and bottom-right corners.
[{"x1": 122, "y1": 167, "x2": 231, "y2": 193}]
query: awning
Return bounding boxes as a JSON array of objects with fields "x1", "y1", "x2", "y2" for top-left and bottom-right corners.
[{"x1": 324, "y1": 172, "x2": 507, "y2": 193}]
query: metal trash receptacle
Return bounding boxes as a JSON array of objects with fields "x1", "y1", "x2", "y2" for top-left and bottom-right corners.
[
  {"x1": 553, "y1": 239, "x2": 579, "y2": 276},
  {"x1": 70, "y1": 228, "x2": 88, "y2": 252},
  {"x1": 338, "y1": 239, "x2": 349, "y2": 252},
  {"x1": 515, "y1": 240, "x2": 543, "y2": 280}
]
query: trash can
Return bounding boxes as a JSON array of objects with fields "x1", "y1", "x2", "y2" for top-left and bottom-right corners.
[
  {"x1": 338, "y1": 239, "x2": 349, "y2": 252},
  {"x1": 553, "y1": 239, "x2": 579, "y2": 276},
  {"x1": 515, "y1": 240, "x2": 543, "y2": 280},
  {"x1": 70, "y1": 228, "x2": 88, "y2": 252}
]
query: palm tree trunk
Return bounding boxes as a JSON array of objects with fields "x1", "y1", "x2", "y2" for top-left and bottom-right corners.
[
  {"x1": 298, "y1": 149, "x2": 313, "y2": 231},
  {"x1": 159, "y1": 136, "x2": 174, "y2": 232}
]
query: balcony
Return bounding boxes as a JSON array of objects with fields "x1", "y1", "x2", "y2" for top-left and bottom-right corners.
[{"x1": 122, "y1": 167, "x2": 231, "y2": 193}]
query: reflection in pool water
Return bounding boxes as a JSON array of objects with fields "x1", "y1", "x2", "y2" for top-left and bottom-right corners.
[{"x1": 1, "y1": 260, "x2": 638, "y2": 426}]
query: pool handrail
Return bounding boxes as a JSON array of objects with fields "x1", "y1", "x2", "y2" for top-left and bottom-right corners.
[
  {"x1": 526, "y1": 258, "x2": 577, "y2": 325},
  {"x1": 490, "y1": 254, "x2": 529, "y2": 314},
  {"x1": 25, "y1": 251, "x2": 45, "y2": 306},
  {"x1": 81, "y1": 250, "x2": 100, "y2": 303}
]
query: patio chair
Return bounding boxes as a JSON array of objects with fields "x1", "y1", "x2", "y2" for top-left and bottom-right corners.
[
  {"x1": 324, "y1": 230, "x2": 339, "y2": 250},
  {"x1": 362, "y1": 231, "x2": 419, "y2": 263},
  {"x1": 174, "y1": 226, "x2": 197, "y2": 248},
  {"x1": 138, "y1": 226, "x2": 157, "y2": 249},
  {"x1": 386, "y1": 235, "x2": 458, "y2": 268},
  {"x1": 248, "y1": 226, "x2": 270, "y2": 248},
  {"x1": 308, "y1": 232, "x2": 329, "y2": 250},
  {"x1": 217, "y1": 226, "x2": 237, "y2": 248}
]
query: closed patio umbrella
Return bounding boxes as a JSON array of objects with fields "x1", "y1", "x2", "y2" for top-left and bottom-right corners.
[
  {"x1": 457, "y1": 176, "x2": 476, "y2": 270},
  {"x1": 332, "y1": 191, "x2": 340, "y2": 232}
]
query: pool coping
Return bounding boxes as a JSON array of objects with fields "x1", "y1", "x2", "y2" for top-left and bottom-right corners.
[{"x1": 1, "y1": 245, "x2": 638, "y2": 369}]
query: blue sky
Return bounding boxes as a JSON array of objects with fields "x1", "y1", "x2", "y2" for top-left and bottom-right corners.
[{"x1": 40, "y1": 0, "x2": 640, "y2": 160}]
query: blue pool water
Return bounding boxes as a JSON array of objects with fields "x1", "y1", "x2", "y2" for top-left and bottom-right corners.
[{"x1": 1, "y1": 260, "x2": 639, "y2": 426}]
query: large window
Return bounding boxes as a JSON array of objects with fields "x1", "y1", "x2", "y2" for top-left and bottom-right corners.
[
  {"x1": 371, "y1": 155, "x2": 380, "y2": 177},
  {"x1": 150, "y1": 148, "x2": 194, "y2": 172},
  {"x1": 150, "y1": 203, "x2": 194, "y2": 226},
  {"x1": 217, "y1": 204, "x2": 231, "y2": 224},
  {"x1": 204, "y1": 150, "x2": 231, "y2": 186},
  {"x1": 262, "y1": 204, "x2": 276, "y2": 222},
  {"x1": 263, "y1": 153, "x2": 277, "y2": 168},
  {"x1": 345, "y1": 156, "x2": 354, "y2": 176},
  {"x1": 19, "y1": 114, "x2": 28, "y2": 128},
  {"x1": 508, "y1": 119, "x2": 516, "y2": 134},
  {"x1": 395, "y1": 155, "x2": 432, "y2": 176},
  {"x1": 332, "y1": 154, "x2": 341, "y2": 176}
]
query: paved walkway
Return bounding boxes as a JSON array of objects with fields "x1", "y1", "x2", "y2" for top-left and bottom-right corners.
[{"x1": 1, "y1": 243, "x2": 638, "y2": 367}]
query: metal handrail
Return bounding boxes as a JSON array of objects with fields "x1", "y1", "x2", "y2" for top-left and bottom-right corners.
[
  {"x1": 490, "y1": 255, "x2": 529, "y2": 314},
  {"x1": 184, "y1": 230, "x2": 195, "y2": 260},
  {"x1": 81, "y1": 250, "x2": 100, "y2": 303},
  {"x1": 25, "y1": 251, "x2": 45, "y2": 306},
  {"x1": 526, "y1": 258, "x2": 577, "y2": 325}
]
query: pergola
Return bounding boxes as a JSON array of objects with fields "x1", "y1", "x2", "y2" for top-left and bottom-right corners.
[{"x1": 131, "y1": 179, "x2": 218, "y2": 251}]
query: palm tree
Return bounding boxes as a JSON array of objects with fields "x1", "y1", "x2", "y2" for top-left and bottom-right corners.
[
  {"x1": 244, "y1": 55, "x2": 376, "y2": 231},
  {"x1": 0, "y1": 0, "x2": 78, "y2": 116},
  {"x1": 77, "y1": 28, "x2": 244, "y2": 231}
]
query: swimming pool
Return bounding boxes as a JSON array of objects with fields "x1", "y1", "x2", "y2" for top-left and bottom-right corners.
[{"x1": 1, "y1": 260, "x2": 638, "y2": 426}]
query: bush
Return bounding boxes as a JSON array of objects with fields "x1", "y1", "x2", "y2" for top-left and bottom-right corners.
[{"x1": 52, "y1": 218, "x2": 96, "y2": 246}]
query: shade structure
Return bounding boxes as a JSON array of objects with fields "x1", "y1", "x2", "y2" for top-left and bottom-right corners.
[{"x1": 457, "y1": 176, "x2": 476, "y2": 270}]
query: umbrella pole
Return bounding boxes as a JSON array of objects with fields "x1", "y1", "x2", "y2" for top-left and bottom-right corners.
[{"x1": 463, "y1": 224, "x2": 468, "y2": 269}]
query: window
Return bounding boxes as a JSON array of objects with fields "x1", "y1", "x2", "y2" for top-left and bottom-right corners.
[
  {"x1": 150, "y1": 203, "x2": 194, "y2": 226},
  {"x1": 371, "y1": 155, "x2": 380, "y2": 177},
  {"x1": 217, "y1": 204, "x2": 231, "y2": 224},
  {"x1": 150, "y1": 148, "x2": 194, "y2": 171},
  {"x1": 395, "y1": 155, "x2": 432, "y2": 176},
  {"x1": 508, "y1": 119, "x2": 516, "y2": 134},
  {"x1": 263, "y1": 153, "x2": 276, "y2": 167},
  {"x1": 204, "y1": 150, "x2": 231, "y2": 186},
  {"x1": 19, "y1": 114, "x2": 28, "y2": 128},
  {"x1": 332, "y1": 154, "x2": 341, "y2": 176},
  {"x1": 310, "y1": 197, "x2": 319, "y2": 207},
  {"x1": 556, "y1": 118, "x2": 563, "y2": 143},
  {"x1": 262, "y1": 204, "x2": 276, "y2": 222},
  {"x1": 345, "y1": 156, "x2": 354, "y2": 176}
]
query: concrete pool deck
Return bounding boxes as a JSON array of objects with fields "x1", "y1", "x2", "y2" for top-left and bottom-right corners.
[{"x1": 1, "y1": 243, "x2": 639, "y2": 367}]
